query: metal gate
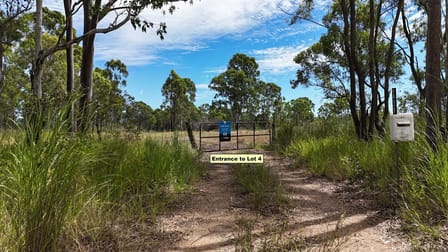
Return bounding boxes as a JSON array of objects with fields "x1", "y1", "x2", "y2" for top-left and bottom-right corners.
[{"x1": 199, "y1": 121, "x2": 272, "y2": 152}]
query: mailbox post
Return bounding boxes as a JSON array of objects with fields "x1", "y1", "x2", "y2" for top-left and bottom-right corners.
[
  {"x1": 390, "y1": 88, "x2": 414, "y2": 206},
  {"x1": 389, "y1": 113, "x2": 414, "y2": 142}
]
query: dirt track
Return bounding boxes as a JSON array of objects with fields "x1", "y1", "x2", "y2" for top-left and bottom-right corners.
[{"x1": 156, "y1": 151, "x2": 409, "y2": 251}]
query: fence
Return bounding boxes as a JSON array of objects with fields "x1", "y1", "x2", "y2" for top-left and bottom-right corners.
[{"x1": 199, "y1": 121, "x2": 272, "y2": 152}]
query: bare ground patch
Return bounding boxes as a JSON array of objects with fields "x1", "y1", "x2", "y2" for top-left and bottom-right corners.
[{"x1": 151, "y1": 150, "x2": 409, "y2": 251}]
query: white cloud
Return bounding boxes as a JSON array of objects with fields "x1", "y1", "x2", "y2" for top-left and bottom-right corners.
[
  {"x1": 195, "y1": 83, "x2": 209, "y2": 89},
  {"x1": 43, "y1": 0, "x2": 320, "y2": 67},
  {"x1": 45, "y1": 0, "x2": 302, "y2": 65},
  {"x1": 251, "y1": 44, "x2": 307, "y2": 74}
]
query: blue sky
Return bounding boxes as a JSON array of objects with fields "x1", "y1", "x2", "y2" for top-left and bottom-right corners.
[
  {"x1": 45, "y1": 0, "x2": 330, "y2": 111},
  {"x1": 44, "y1": 0, "x2": 425, "y2": 111}
]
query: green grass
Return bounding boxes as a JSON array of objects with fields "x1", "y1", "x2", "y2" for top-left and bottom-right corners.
[
  {"x1": 86, "y1": 134, "x2": 204, "y2": 219},
  {"x1": 0, "y1": 113, "x2": 204, "y2": 250},
  {"x1": 402, "y1": 139, "x2": 448, "y2": 225},
  {"x1": 283, "y1": 132, "x2": 418, "y2": 207},
  {"x1": 281, "y1": 118, "x2": 448, "y2": 245},
  {"x1": 0, "y1": 110, "x2": 89, "y2": 251},
  {"x1": 234, "y1": 163, "x2": 288, "y2": 212}
]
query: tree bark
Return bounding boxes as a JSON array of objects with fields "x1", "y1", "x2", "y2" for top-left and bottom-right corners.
[
  {"x1": 186, "y1": 121, "x2": 197, "y2": 149},
  {"x1": 425, "y1": 0, "x2": 442, "y2": 150},
  {"x1": 381, "y1": 0, "x2": 402, "y2": 130},
  {"x1": 64, "y1": 0, "x2": 76, "y2": 132},
  {"x1": 445, "y1": 0, "x2": 448, "y2": 141},
  {"x1": 401, "y1": 6, "x2": 425, "y2": 112},
  {"x1": 79, "y1": 0, "x2": 100, "y2": 132},
  {"x1": 341, "y1": 0, "x2": 361, "y2": 139},
  {"x1": 368, "y1": 0, "x2": 377, "y2": 139},
  {"x1": 31, "y1": 0, "x2": 43, "y2": 100},
  {"x1": 27, "y1": 0, "x2": 44, "y2": 144},
  {"x1": 0, "y1": 44, "x2": 4, "y2": 94}
]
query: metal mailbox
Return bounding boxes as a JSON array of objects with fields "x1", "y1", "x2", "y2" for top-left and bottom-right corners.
[{"x1": 389, "y1": 113, "x2": 414, "y2": 142}]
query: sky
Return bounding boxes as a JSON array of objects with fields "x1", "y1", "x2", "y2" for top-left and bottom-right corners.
[{"x1": 43, "y1": 0, "x2": 331, "y2": 111}]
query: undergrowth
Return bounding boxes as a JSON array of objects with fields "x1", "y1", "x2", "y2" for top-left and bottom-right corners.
[
  {"x1": 0, "y1": 111, "x2": 203, "y2": 250},
  {"x1": 233, "y1": 163, "x2": 288, "y2": 213},
  {"x1": 279, "y1": 119, "x2": 448, "y2": 247}
]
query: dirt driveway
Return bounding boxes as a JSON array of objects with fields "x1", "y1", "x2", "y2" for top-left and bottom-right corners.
[{"x1": 156, "y1": 150, "x2": 409, "y2": 251}]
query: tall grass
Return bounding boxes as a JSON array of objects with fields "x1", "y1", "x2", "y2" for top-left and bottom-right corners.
[
  {"x1": 0, "y1": 110, "x2": 90, "y2": 251},
  {"x1": 283, "y1": 123, "x2": 415, "y2": 207},
  {"x1": 0, "y1": 113, "x2": 204, "y2": 250},
  {"x1": 282, "y1": 117, "x2": 448, "y2": 241},
  {"x1": 87, "y1": 135, "x2": 203, "y2": 219},
  {"x1": 402, "y1": 138, "x2": 448, "y2": 228}
]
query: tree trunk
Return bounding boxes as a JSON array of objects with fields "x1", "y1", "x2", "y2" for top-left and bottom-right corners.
[
  {"x1": 27, "y1": 0, "x2": 44, "y2": 144},
  {"x1": 445, "y1": 0, "x2": 448, "y2": 141},
  {"x1": 79, "y1": 0, "x2": 100, "y2": 132},
  {"x1": 367, "y1": 0, "x2": 377, "y2": 139},
  {"x1": 0, "y1": 44, "x2": 4, "y2": 94},
  {"x1": 64, "y1": 0, "x2": 76, "y2": 132},
  {"x1": 381, "y1": 0, "x2": 401, "y2": 134},
  {"x1": 31, "y1": 0, "x2": 43, "y2": 100},
  {"x1": 349, "y1": 0, "x2": 368, "y2": 141},
  {"x1": 341, "y1": 0, "x2": 361, "y2": 139},
  {"x1": 401, "y1": 5, "x2": 425, "y2": 114},
  {"x1": 186, "y1": 121, "x2": 197, "y2": 149},
  {"x1": 425, "y1": 0, "x2": 442, "y2": 150}
]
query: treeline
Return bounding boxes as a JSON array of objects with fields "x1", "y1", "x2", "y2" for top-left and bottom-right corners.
[
  {"x1": 0, "y1": 0, "x2": 199, "y2": 136},
  {"x1": 0, "y1": 1, "x2": 319, "y2": 134},
  {"x1": 0, "y1": 0, "x2": 326, "y2": 135}
]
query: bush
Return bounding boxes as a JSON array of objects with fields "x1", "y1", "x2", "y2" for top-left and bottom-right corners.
[
  {"x1": 0, "y1": 112, "x2": 90, "y2": 251},
  {"x1": 0, "y1": 121, "x2": 204, "y2": 250}
]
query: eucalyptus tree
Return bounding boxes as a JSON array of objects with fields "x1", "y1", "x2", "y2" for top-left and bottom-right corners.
[
  {"x1": 257, "y1": 81, "x2": 282, "y2": 122},
  {"x1": 317, "y1": 97, "x2": 350, "y2": 119},
  {"x1": 291, "y1": 0, "x2": 405, "y2": 140},
  {"x1": 209, "y1": 53, "x2": 260, "y2": 123},
  {"x1": 5, "y1": 8, "x2": 81, "y2": 117},
  {"x1": 27, "y1": 0, "x2": 192, "y2": 133},
  {"x1": 161, "y1": 70, "x2": 197, "y2": 130},
  {"x1": 288, "y1": 97, "x2": 314, "y2": 126},
  {"x1": 125, "y1": 100, "x2": 155, "y2": 131},
  {"x1": 425, "y1": 0, "x2": 442, "y2": 149},
  {"x1": 0, "y1": 0, "x2": 32, "y2": 93},
  {"x1": 93, "y1": 59, "x2": 128, "y2": 134}
]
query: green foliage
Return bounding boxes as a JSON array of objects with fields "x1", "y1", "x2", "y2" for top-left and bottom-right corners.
[
  {"x1": 161, "y1": 70, "x2": 197, "y2": 130},
  {"x1": 93, "y1": 59, "x2": 129, "y2": 133},
  {"x1": 89, "y1": 135, "x2": 203, "y2": 215},
  {"x1": 402, "y1": 140, "x2": 448, "y2": 227},
  {"x1": 209, "y1": 53, "x2": 260, "y2": 122},
  {"x1": 0, "y1": 108, "x2": 89, "y2": 251},
  {"x1": 288, "y1": 97, "x2": 315, "y2": 124},
  {"x1": 234, "y1": 164, "x2": 288, "y2": 212},
  {"x1": 0, "y1": 118, "x2": 203, "y2": 250},
  {"x1": 125, "y1": 100, "x2": 156, "y2": 131},
  {"x1": 283, "y1": 120, "x2": 407, "y2": 206},
  {"x1": 208, "y1": 53, "x2": 282, "y2": 123},
  {"x1": 317, "y1": 97, "x2": 350, "y2": 119}
]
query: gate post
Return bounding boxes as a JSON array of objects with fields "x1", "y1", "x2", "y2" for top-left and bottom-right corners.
[
  {"x1": 236, "y1": 122, "x2": 239, "y2": 150},
  {"x1": 199, "y1": 123, "x2": 202, "y2": 149},
  {"x1": 253, "y1": 122, "x2": 256, "y2": 147}
]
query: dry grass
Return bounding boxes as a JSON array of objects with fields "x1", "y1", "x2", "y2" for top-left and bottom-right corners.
[{"x1": 139, "y1": 130, "x2": 271, "y2": 152}]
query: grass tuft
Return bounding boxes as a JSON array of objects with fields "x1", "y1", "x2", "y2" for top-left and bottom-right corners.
[{"x1": 234, "y1": 163, "x2": 288, "y2": 213}]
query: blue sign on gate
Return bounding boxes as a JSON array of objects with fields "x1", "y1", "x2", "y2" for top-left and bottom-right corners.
[{"x1": 219, "y1": 121, "x2": 231, "y2": 142}]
